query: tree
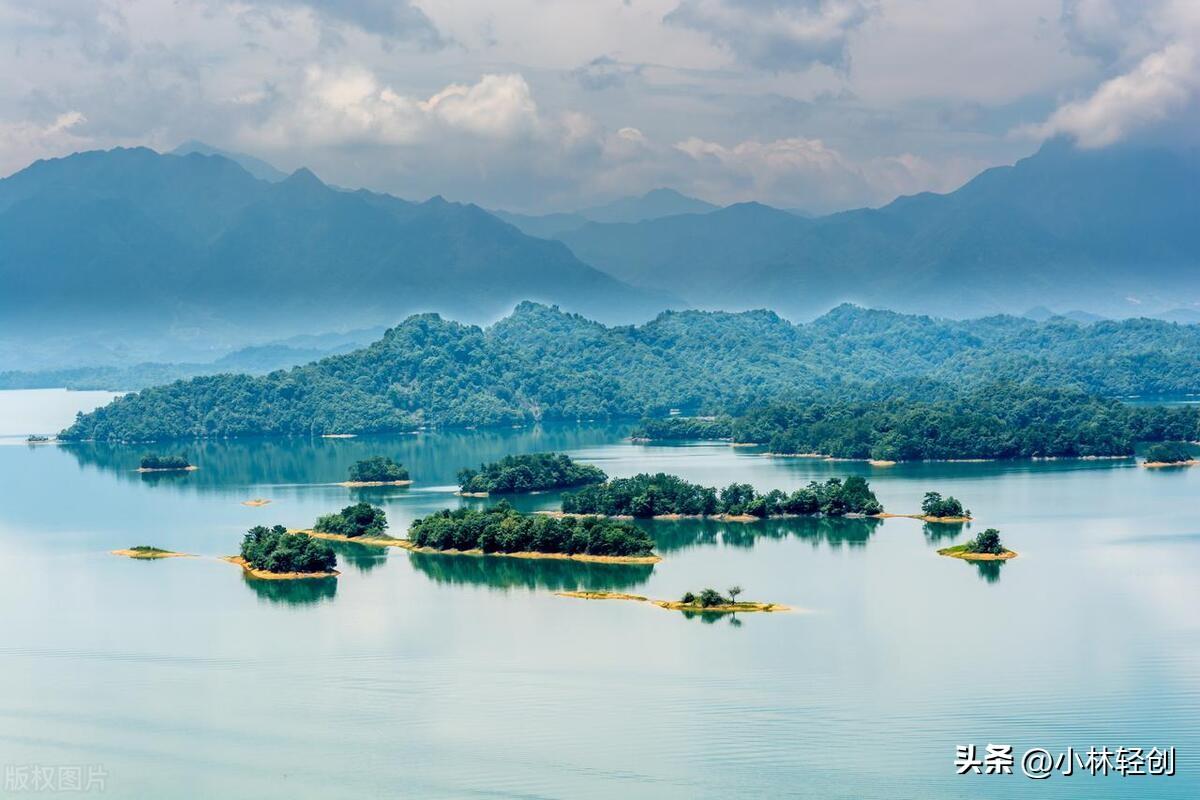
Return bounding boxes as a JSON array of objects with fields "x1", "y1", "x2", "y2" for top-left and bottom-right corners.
[
  {"x1": 348, "y1": 456, "x2": 409, "y2": 482},
  {"x1": 727, "y1": 585, "x2": 743, "y2": 604},
  {"x1": 313, "y1": 502, "x2": 388, "y2": 538},
  {"x1": 1145, "y1": 442, "x2": 1192, "y2": 464},
  {"x1": 966, "y1": 528, "x2": 1004, "y2": 555}
]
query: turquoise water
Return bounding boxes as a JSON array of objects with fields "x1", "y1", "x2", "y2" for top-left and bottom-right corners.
[{"x1": 0, "y1": 391, "x2": 1196, "y2": 798}]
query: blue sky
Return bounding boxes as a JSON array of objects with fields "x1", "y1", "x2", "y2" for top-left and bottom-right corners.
[{"x1": 1, "y1": 0, "x2": 1196, "y2": 212}]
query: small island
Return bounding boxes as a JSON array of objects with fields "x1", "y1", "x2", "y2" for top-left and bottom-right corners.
[
  {"x1": 456, "y1": 452, "x2": 606, "y2": 495},
  {"x1": 561, "y1": 473, "x2": 883, "y2": 519},
  {"x1": 227, "y1": 524, "x2": 339, "y2": 579},
  {"x1": 242, "y1": 498, "x2": 272, "y2": 507},
  {"x1": 339, "y1": 456, "x2": 412, "y2": 486},
  {"x1": 877, "y1": 491, "x2": 973, "y2": 522},
  {"x1": 25, "y1": 434, "x2": 52, "y2": 444},
  {"x1": 1142, "y1": 442, "x2": 1197, "y2": 467},
  {"x1": 111, "y1": 545, "x2": 191, "y2": 559},
  {"x1": 557, "y1": 586, "x2": 789, "y2": 613},
  {"x1": 137, "y1": 454, "x2": 196, "y2": 473},
  {"x1": 938, "y1": 528, "x2": 1018, "y2": 561},
  {"x1": 313, "y1": 502, "x2": 390, "y2": 539},
  {"x1": 408, "y1": 503, "x2": 660, "y2": 563}
]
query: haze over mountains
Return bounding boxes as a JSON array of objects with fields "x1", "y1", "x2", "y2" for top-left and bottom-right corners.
[
  {"x1": 0, "y1": 147, "x2": 671, "y2": 368},
  {"x1": 554, "y1": 139, "x2": 1200, "y2": 319},
  {"x1": 1, "y1": 138, "x2": 1198, "y2": 372}
]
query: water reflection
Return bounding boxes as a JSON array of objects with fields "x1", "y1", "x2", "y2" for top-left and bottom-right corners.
[
  {"x1": 646, "y1": 515, "x2": 883, "y2": 553},
  {"x1": 970, "y1": 560, "x2": 1005, "y2": 584},
  {"x1": 242, "y1": 574, "x2": 338, "y2": 605},
  {"x1": 326, "y1": 541, "x2": 388, "y2": 573},
  {"x1": 922, "y1": 521, "x2": 968, "y2": 543},
  {"x1": 61, "y1": 423, "x2": 630, "y2": 490},
  {"x1": 407, "y1": 550, "x2": 654, "y2": 593}
]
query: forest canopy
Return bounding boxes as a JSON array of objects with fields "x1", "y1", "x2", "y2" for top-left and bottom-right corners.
[
  {"x1": 457, "y1": 452, "x2": 606, "y2": 494},
  {"x1": 408, "y1": 503, "x2": 655, "y2": 557},
  {"x1": 348, "y1": 456, "x2": 409, "y2": 483},
  {"x1": 58, "y1": 303, "x2": 1200, "y2": 442},
  {"x1": 241, "y1": 525, "x2": 337, "y2": 574}
]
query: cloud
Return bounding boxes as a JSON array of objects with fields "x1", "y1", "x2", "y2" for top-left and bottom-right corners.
[
  {"x1": 0, "y1": 111, "x2": 91, "y2": 176},
  {"x1": 672, "y1": 134, "x2": 980, "y2": 212},
  {"x1": 572, "y1": 56, "x2": 645, "y2": 91},
  {"x1": 245, "y1": 69, "x2": 542, "y2": 148},
  {"x1": 1021, "y1": 43, "x2": 1199, "y2": 147},
  {"x1": 239, "y1": 0, "x2": 444, "y2": 46},
  {"x1": 665, "y1": 0, "x2": 874, "y2": 71}
]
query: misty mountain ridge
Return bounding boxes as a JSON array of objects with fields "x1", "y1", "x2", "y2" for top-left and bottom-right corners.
[
  {"x1": 493, "y1": 187, "x2": 718, "y2": 238},
  {"x1": 0, "y1": 146, "x2": 673, "y2": 368},
  {"x1": 555, "y1": 138, "x2": 1200, "y2": 319}
]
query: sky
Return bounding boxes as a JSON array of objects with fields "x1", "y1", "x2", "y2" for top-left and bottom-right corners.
[{"x1": 0, "y1": 0, "x2": 1196, "y2": 213}]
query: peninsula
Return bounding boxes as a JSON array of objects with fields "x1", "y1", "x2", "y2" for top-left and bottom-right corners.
[{"x1": 229, "y1": 524, "x2": 339, "y2": 579}]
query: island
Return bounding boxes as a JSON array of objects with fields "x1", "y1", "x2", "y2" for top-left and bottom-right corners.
[
  {"x1": 877, "y1": 491, "x2": 973, "y2": 522},
  {"x1": 25, "y1": 434, "x2": 52, "y2": 444},
  {"x1": 456, "y1": 452, "x2": 606, "y2": 495},
  {"x1": 227, "y1": 524, "x2": 339, "y2": 579},
  {"x1": 242, "y1": 498, "x2": 272, "y2": 507},
  {"x1": 1142, "y1": 442, "x2": 1197, "y2": 467},
  {"x1": 407, "y1": 503, "x2": 660, "y2": 563},
  {"x1": 339, "y1": 456, "x2": 412, "y2": 486},
  {"x1": 557, "y1": 586, "x2": 789, "y2": 613},
  {"x1": 111, "y1": 545, "x2": 191, "y2": 559},
  {"x1": 137, "y1": 454, "x2": 196, "y2": 472},
  {"x1": 561, "y1": 473, "x2": 883, "y2": 519},
  {"x1": 938, "y1": 528, "x2": 1018, "y2": 561}
]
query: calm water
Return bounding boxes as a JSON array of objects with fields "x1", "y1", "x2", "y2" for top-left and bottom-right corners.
[{"x1": 0, "y1": 390, "x2": 1196, "y2": 798}]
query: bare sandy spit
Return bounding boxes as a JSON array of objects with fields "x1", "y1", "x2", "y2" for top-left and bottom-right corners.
[
  {"x1": 290, "y1": 528, "x2": 661, "y2": 564},
  {"x1": 111, "y1": 548, "x2": 192, "y2": 560},
  {"x1": 557, "y1": 590, "x2": 791, "y2": 613},
  {"x1": 242, "y1": 499, "x2": 272, "y2": 507}
]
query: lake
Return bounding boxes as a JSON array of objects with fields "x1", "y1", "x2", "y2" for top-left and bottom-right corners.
[{"x1": 0, "y1": 390, "x2": 1196, "y2": 798}]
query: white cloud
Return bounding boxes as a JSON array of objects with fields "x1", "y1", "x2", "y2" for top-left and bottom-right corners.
[
  {"x1": 665, "y1": 0, "x2": 874, "y2": 71},
  {"x1": 0, "y1": 111, "x2": 91, "y2": 176},
  {"x1": 1022, "y1": 43, "x2": 1199, "y2": 147}
]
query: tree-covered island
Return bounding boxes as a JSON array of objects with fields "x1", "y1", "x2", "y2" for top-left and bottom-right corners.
[
  {"x1": 342, "y1": 456, "x2": 411, "y2": 485},
  {"x1": 409, "y1": 503, "x2": 659, "y2": 563},
  {"x1": 1143, "y1": 442, "x2": 1196, "y2": 467},
  {"x1": 231, "y1": 524, "x2": 338, "y2": 578},
  {"x1": 456, "y1": 452, "x2": 607, "y2": 495},
  {"x1": 919, "y1": 492, "x2": 971, "y2": 521},
  {"x1": 560, "y1": 473, "x2": 883, "y2": 518},
  {"x1": 938, "y1": 528, "x2": 1017, "y2": 561},
  {"x1": 313, "y1": 502, "x2": 390, "y2": 539},
  {"x1": 138, "y1": 454, "x2": 194, "y2": 472}
]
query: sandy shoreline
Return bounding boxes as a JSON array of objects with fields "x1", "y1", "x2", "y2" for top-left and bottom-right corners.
[
  {"x1": 136, "y1": 465, "x2": 198, "y2": 473},
  {"x1": 290, "y1": 529, "x2": 662, "y2": 564},
  {"x1": 220, "y1": 555, "x2": 339, "y2": 580},
  {"x1": 937, "y1": 546, "x2": 1018, "y2": 561},
  {"x1": 1143, "y1": 460, "x2": 1198, "y2": 468},
  {"x1": 875, "y1": 513, "x2": 973, "y2": 523},
  {"x1": 337, "y1": 479, "x2": 413, "y2": 487}
]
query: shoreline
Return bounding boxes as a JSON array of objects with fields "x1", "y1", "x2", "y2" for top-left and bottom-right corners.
[
  {"x1": 290, "y1": 529, "x2": 662, "y2": 564},
  {"x1": 136, "y1": 465, "x2": 198, "y2": 473},
  {"x1": 937, "y1": 546, "x2": 1018, "y2": 561},
  {"x1": 337, "y1": 479, "x2": 413, "y2": 487},
  {"x1": 220, "y1": 555, "x2": 340, "y2": 580},
  {"x1": 1143, "y1": 460, "x2": 1198, "y2": 468},
  {"x1": 875, "y1": 513, "x2": 973, "y2": 523},
  {"x1": 556, "y1": 590, "x2": 791, "y2": 613},
  {"x1": 111, "y1": 548, "x2": 192, "y2": 560}
]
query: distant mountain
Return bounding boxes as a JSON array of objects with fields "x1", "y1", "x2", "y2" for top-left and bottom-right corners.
[
  {"x1": 171, "y1": 140, "x2": 288, "y2": 182},
  {"x1": 494, "y1": 188, "x2": 718, "y2": 238},
  {"x1": 0, "y1": 147, "x2": 674, "y2": 367},
  {"x1": 555, "y1": 140, "x2": 1200, "y2": 318},
  {"x1": 60, "y1": 301, "x2": 1200, "y2": 441}
]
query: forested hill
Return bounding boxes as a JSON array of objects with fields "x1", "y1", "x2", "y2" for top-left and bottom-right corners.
[{"x1": 59, "y1": 302, "x2": 1200, "y2": 442}]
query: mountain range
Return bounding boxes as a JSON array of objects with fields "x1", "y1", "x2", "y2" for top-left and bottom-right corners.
[
  {"x1": 554, "y1": 139, "x2": 1200, "y2": 319},
  {"x1": 0, "y1": 147, "x2": 672, "y2": 368},
  {"x1": 492, "y1": 188, "x2": 718, "y2": 238}
]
